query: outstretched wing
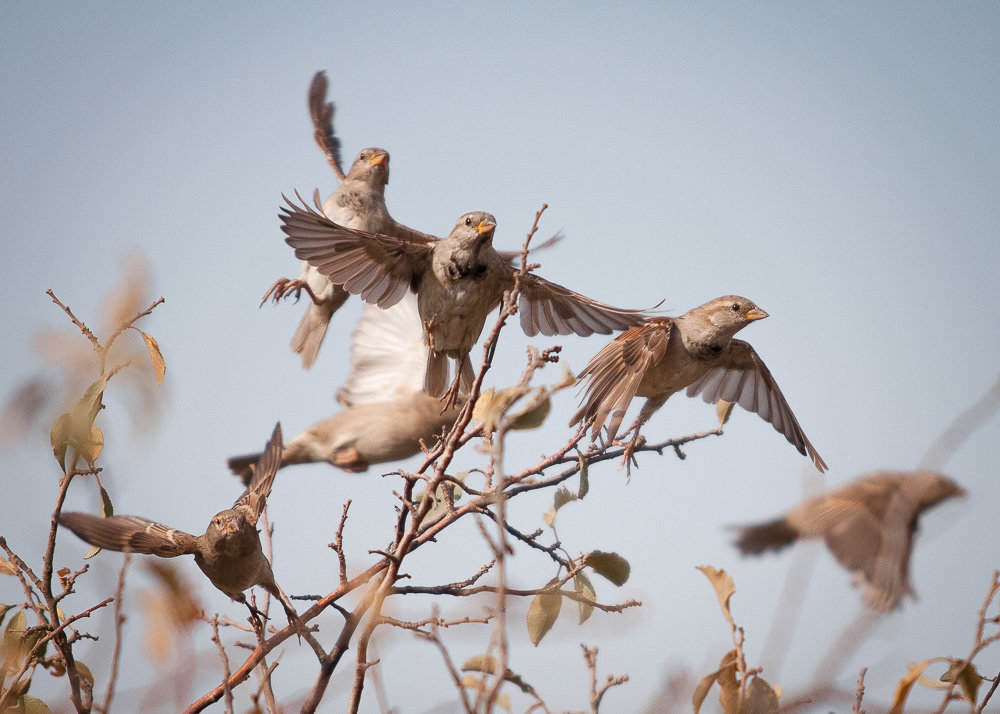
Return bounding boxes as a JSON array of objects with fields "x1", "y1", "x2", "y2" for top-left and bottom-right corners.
[
  {"x1": 570, "y1": 319, "x2": 674, "y2": 440},
  {"x1": 517, "y1": 271, "x2": 650, "y2": 337},
  {"x1": 337, "y1": 292, "x2": 429, "y2": 406},
  {"x1": 234, "y1": 422, "x2": 283, "y2": 522},
  {"x1": 686, "y1": 340, "x2": 827, "y2": 472},
  {"x1": 308, "y1": 71, "x2": 344, "y2": 181},
  {"x1": 280, "y1": 191, "x2": 434, "y2": 308},
  {"x1": 59, "y1": 513, "x2": 198, "y2": 557}
]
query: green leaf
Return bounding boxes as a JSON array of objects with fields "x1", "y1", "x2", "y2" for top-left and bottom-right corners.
[
  {"x1": 17, "y1": 695, "x2": 53, "y2": 714},
  {"x1": 585, "y1": 551, "x2": 630, "y2": 586},
  {"x1": 542, "y1": 486, "x2": 577, "y2": 527},
  {"x1": 509, "y1": 392, "x2": 550, "y2": 431},
  {"x1": 74, "y1": 661, "x2": 95, "y2": 687},
  {"x1": 4, "y1": 609, "x2": 26, "y2": 649},
  {"x1": 526, "y1": 578, "x2": 562, "y2": 646},
  {"x1": 574, "y1": 570, "x2": 596, "y2": 624},
  {"x1": 460, "y1": 656, "x2": 537, "y2": 696},
  {"x1": 84, "y1": 484, "x2": 115, "y2": 559}
]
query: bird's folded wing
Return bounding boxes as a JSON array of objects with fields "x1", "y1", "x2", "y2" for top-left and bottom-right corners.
[
  {"x1": 235, "y1": 423, "x2": 283, "y2": 521},
  {"x1": 308, "y1": 71, "x2": 344, "y2": 181},
  {"x1": 571, "y1": 319, "x2": 673, "y2": 439},
  {"x1": 280, "y1": 191, "x2": 434, "y2": 308},
  {"x1": 517, "y1": 272, "x2": 649, "y2": 337},
  {"x1": 59, "y1": 513, "x2": 199, "y2": 557},
  {"x1": 685, "y1": 340, "x2": 828, "y2": 472},
  {"x1": 338, "y1": 292, "x2": 428, "y2": 406}
]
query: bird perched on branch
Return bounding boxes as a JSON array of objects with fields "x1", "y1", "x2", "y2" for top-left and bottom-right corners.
[
  {"x1": 229, "y1": 293, "x2": 463, "y2": 481},
  {"x1": 570, "y1": 295, "x2": 826, "y2": 472},
  {"x1": 61, "y1": 424, "x2": 300, "y2": 625},
  {"x1": 280, "y1": 193, "x2": 649, "y2": 404},
  {"x1": 734, "y1": 470, "x2": 964, "y2": 611}
]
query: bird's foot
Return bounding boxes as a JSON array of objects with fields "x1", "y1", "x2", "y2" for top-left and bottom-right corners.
[
  {"x1": 439, "y1": 375, "x2": 463, "y2": 412},
  {"x1": 259, "y1": 278, "x2": 322, "y2": 306},
  {"x1": 618, "y1": 433, "x2": 646, "y2": 480}
]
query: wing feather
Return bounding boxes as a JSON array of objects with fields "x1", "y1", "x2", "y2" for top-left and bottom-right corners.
[{"x1": 686, "y1": 340, "x2": 827, "y2": 472}]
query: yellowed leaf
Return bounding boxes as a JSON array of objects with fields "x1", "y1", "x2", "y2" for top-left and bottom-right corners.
[
  {"x1": 741, "y1": 675, "x2": 779, "y2": 714},
  {"x1": 888, "y1": 660, "x2": 933, "y2": 714},
  {"x1": 462, "y1": 654, "x2": 501, "y2": 675},
  {"x1": 0, "y1": 559, "x2": 17, "y2": 576},
  {"x1": 136, "y1": 330, "x2": 166, "y2": 385},
  {"x1": 697, "y1": 565, "x2": 736, "y2": 627},
  {"x1": 460, "y1": 674, "x2": 485, "y2": 689},
  {"x1": 49, "y1": 412, "x2": 73, "y2": 471},
  {"x1": 717, "y1": 400, "x2": 735, "y2": 426},
  {"x1": 692, "y1": 669, "x2": 720, "y2": 714},
  {"x1": 526, "y1": 579, "x2": 562, "y2": 646},
  {"x1": 574, "y1": 570, "x2": 596, "y2": 624}
]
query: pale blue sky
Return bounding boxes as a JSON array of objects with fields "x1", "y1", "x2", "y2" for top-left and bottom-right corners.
[{"x1": 2, "y1": 3, "x2": 999, "y2": 712}]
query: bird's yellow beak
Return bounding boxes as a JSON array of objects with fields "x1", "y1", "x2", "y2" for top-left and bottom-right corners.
[
  {"x1": 368, "y1": 152, "x2": 387, "y2": 167},
  {"x1": 223, "y1": 519, "x2": 240, "y2": 535},
  {"x1": 744, "y1": 307, "x2": 769, "y2": 321},
  {"x1": 477, "y1": 220, "x2": 495, "y2": 235}
]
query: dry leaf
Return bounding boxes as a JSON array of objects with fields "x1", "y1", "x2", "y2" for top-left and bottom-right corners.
[
  {"x1": 888, "y1": 660, "x2": 933, "y2": 714},
  {"x1": 697, "y1": 565, "x2": 736, "y2": 627},
  {"x1": 136, "y1": 330, "x2": 166, "y2": 386},
  {"x1": 574, "y1": 570, "x2": 596, "y2": 624}
]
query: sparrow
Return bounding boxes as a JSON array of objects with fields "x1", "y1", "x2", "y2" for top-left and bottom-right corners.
[
  {"x1": 569, "y1": 295, "x2": 827, "y2": 472},
  {"x1": 280, "y1": 193, "x2": 649, "y2": 403},
  {"x1": 229, "y1": 293, "x2": 462, "y2": 481},
  {"x1": 60, "y1": 424, "x2": 300, "y2": 624},
  {"x1": 733, "y1": 470, "x2": 964, "y2": 612},
  {"x1": 266, "y1": 71, "x2": 559, "y2": 368}
]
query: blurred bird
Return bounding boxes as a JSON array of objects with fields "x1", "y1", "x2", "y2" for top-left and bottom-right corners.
[
  {"x1": 570, "y1": 295, "x2": 826, "y2": 472},
  {"x1": 266, "y1": 71, "x2": 559, "y2": 368},
  {"x1": 734, "y1": 470, "x2": 964, "y2": 612},
  {"x1": 281, "y1": 195, "x2": 648, "y2": 403},
  {"x1": 230, "y1": 293, "x2": 463, "y2": 481},
  {"x1": 61, "y1": 424, "x2": 300, "y2": 624}
]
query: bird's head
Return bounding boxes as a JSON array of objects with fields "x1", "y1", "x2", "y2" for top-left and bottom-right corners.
[
  {"x1": 455, "y1": 212, "x2": 497, "y2": 245},
  {"x1": 702, "y1": 295, "x2": 768, "y2": 337},
  {"x1": 207, "y1": 510, "x2": 250, "y2": 541},
  {"x1": 347, "y1": 147, "x2": 390, "y2": 186}
]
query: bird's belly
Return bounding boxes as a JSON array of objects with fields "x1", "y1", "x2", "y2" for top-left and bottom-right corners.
[
  {"x1": 418, "y1": 278, "x2": 498, "y2": 355},
  {"x1": 635, "y1": 354, "x2": 710, "y2": 399}
]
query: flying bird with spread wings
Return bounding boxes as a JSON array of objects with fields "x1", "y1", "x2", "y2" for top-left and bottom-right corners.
[
  {"x1": 61, "y1": 424, "x2": 300, "y2": 625},
  {"x1": 280, "y1": 193, "x2": 649, "y2": 403},
  {"x1": 571, "y1": 295, "x2": 827, "y2": 473}
]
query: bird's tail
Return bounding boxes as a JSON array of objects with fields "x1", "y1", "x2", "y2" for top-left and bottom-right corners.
[
  {"x1": 733, "y1": 518, "x2": 799, "y2": 555},
  {"x1": 424, "y1": 350, "x2": 450, "y2": 398},
  {"x1": 228, "y1": 452, "x2": 263, "y2": 485},
  {"x1": 290, "y1": 302, "x2": 336, "y2": 369}
]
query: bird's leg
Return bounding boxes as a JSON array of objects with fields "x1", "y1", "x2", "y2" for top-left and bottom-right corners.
[
  {"x1": 234, "y1": 593, "x2": 269, "y2": 634},
  {"x1": 259, "y1": 277, "x2": 323, "y2": 306},
  {"x1": 439, "y1": 372, "x2": 464, "y2": 411},
  {"x1": 617, "y1": 396, "x2": 666, "y2": 477}
]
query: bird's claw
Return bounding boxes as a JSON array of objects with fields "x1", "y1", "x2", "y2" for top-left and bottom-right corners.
[
  {"x1": 260, "y1": 278, "x2": 322, "y2": 306},
  {"x1": 618, "y1": 433, "x2": 646, "y2": 480}
]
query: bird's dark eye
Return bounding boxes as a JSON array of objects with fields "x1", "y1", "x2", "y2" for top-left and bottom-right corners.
[
  {"x1": 731, "y1": 303, "x2": 740, "y2": 312},
  {"x1": 359, "y1": 152, "x2": 366, "y2": 160},
  {"x1": 465, "y1": 217, "x2": 472, "y2": 226}
]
